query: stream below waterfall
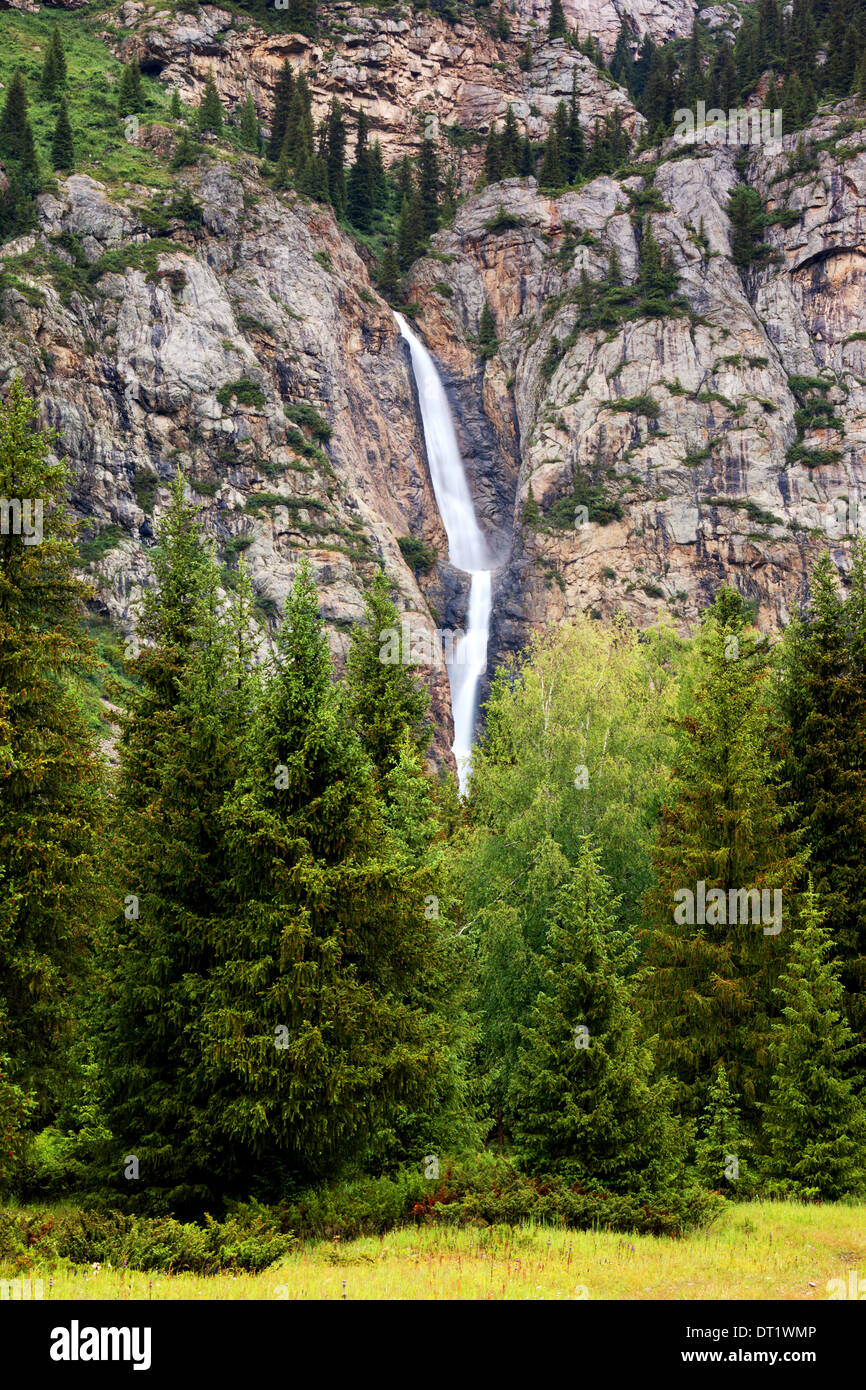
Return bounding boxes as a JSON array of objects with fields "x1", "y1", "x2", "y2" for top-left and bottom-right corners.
[{"x1": 395, "y1": 312, "x2": 493, "y2": 795}]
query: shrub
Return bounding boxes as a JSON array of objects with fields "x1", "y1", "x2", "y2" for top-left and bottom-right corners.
[
  {"x1": 284, "y1": 402, "x2": 332, "y2": 442},
  {"x1": 609, "y1": 394, "x2": 659, "y2": 417},
  {"x1": 397, "y1": 535, "x2": 437, "y2": 575},
  {"x1": 217, "y1": 379, "x2": 266, "y2": 410}
]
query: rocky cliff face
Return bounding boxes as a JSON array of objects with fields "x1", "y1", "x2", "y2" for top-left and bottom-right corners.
[
  {"x1": 2, "y1": 2, "x2": 865, "y2": 763},
  {"x1": 407, "y1": 105, "x2": 866, "y2": 653},
  {"x1": 117, "y1": 4, "x2": 642, "y2": 189}
]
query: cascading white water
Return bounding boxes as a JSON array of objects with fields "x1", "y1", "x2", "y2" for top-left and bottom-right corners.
[{"x1": 395, "y1": 312, "x2": 493, "y2": 794}]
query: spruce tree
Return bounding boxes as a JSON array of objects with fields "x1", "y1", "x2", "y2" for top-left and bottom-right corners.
[
  {"x1": 267, "y1": 60, "x2": 295, "y2": 161},
  {"x1": 50, "y1": 27, "x2": 67, "y2": 86},
  {"x1": 197, "y1": 71, "x2": 223, "y2": 135},
  {"x1": 117, "y1": 60, "x2": 143, "y2": 118},
  {"x1": 509, "y1": 842, "x2": 677, "y2": 1193},
  {"x1": 40, "y1": 37, "x2": 59, "y2": 100},
  {"x1": 418, "y1": 135, "x2": 441, "y2": 238},
  {"x1": 761, "y1": 884, "x2": 866, "y2": 1199},
  {"x1": 0, "y1": 380, "x2": 105, "y2": 1123},
  {"x1": 169, "y1": 88, "x2": 183, "y2": 121},
  {"x1": 346, "y1": 108, "x2": 374, "y2": 231},
  {"x1": 96, "y1": 478, "x2": 257, "y2": 1205},
  {"x1": 565, "y1": 70, "x2": 585, "y2": 183},
  {"x1": 195, "y1": 560, "x2": 461, "y2": 1192},
  {"x1": 538, "y1": 127, "x2": 564, "y2": 187},
  {"x1": 240, "y1": 92, "x2": 260, "y2": 151},
  {"x1": 51, "y1": 100, "x2": 74, "y2": 172},
  {"x1": 478, "y1": 299, "x2": 499, "y2": 359},
  {"x1": 377, "y1": 240, "x2": 401, "y2": 297},
  {"x1": 323, "y1": 98, "x2": 347, "y2": 215},
  {"x1": 518, "y1": 41, "x2": 533, "y2": 73},
  {"x1": 776, "y1": 547, "x2": 866, "y2": 1048},
  {"x1": 500, "y1": 105, "x2": 521, "y2": 178},
  {"x1": 639, "y1": 586, "x2": 806, "y2": 1122},
  {"x1": 548, "y1": 0, "x2": 568, "y2": 41},
  {"x1": 345, "y1": 568, "x2": 431, "y2": 777},
  {"x1": 694, "y1": 1063, "x2": 750, "y2": 1192},
  {"x1": 483, "y1": 124, "x2": 503, "y2": 184}
]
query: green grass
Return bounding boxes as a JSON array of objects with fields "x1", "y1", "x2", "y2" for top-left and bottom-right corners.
[
  {"x1": 0, "y1": 6, "x2": 181, "y2": 198},
  {"x1": 7, "y1": 1203, "x2": 864, "y2": 1301}
]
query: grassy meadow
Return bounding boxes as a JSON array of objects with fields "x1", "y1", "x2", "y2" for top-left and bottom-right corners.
[{"x1": 7, "y1": 1202, "x2": 865, "y2": 1301}]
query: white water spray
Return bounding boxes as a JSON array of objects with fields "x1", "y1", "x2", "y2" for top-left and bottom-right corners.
[{"x1": 395, "y1": 312, "x2": 493, "y2": 794}]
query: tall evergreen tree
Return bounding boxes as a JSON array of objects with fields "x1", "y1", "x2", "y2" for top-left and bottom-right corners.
[
  {"x1": 417, "y1": 135, "x2": 441, "y2": 238},
  {"x1": 96, "y1": 477, "x2": 257, "y2": 1206},
  {"x1": 51, "y1": 100, "x2": 74, "y2": 172},
  {"x1": 776, "y1": 546, "x2": 866, "y2": 1048},
  {"x1": 509, "y1": 842, "x2": 679, "y2": 1193},
  {"x1": 345, "y1": 569, "x2": 431, "y2": 777},
  {"x1": 197, "y1": 71, "x2": 223, "y2": 135},
  {"x1": 346, "y1": 108, "x2": 374, "y2": 232},
  {"x1": 192, "y1": 561, "x2": 462, "y2": 1194},
  {"x1": 0, "y1": 380, "x2": 105, "y2": 1124},
  {"x1": 240, "y1": 92, "x2": 260, "y2": 152},
  {"x1": 548, "y1": 0, "x2": 568, "y2": 41},
  {"x1": 323, "y1": 98, "x2": 347, "y2": 215},
  {"x1": 694, "y1": 1063, "x2": 751, "y2": 1192},
  {"x1": 267, "y1": 60, "x2": 295, "y2": 161},
  {"x1": 761, "y1": 883, "x2": 866, "y2": 1198},
  {"x1": 639, "y1": 586, "x2": 806, "y2": 1122}
]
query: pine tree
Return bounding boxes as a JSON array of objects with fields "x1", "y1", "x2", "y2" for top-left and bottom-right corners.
[
  {"x1": 761, "y1": 884, "x2": 866, "y2": 1199},
  {"x1": 418, "y1": 135, "x2": 441, "y2": 238},
  {"x1": 639, "y1": 586, "x2": 806, "y2": 1122},
  {"x1": 0, "y1": 74, "x2": 34, "y2": 167},
  {"x1": 548, "y1": 0, "x2": 568, "y2": 41},
  {"x1": 267, "y1": 60, "x2": 295, "y2": 161},
  {"x1": 197, "y1": 70, "x2": 223, "y2": 135},
  {"x1": 170, "y1": 127, "x2": 199, "y2": 170},
  {"x1": 517, "y1": 41, "x2": 533, "y2": 73},
  {"x1": 240, "y1": 92, "x2": 259, "y2": 151},
  {"x1": 169, "y1": 89, "x2": 183, "y2": 121},
  {"x1": 509, "y1": 842, "x2": 677, "y2": 1193},
  {"x1": 345, "y1": 569, "x2": 431, "y2": 777},
  {"x1": 346, "y1": 107, "x2": 374, "y2": 231},
  {"x1": 0, "y1": 380, "x2": 105, "y2": 1123},
  {"x1": 478, "y1": 299, "x2": 499, "y2": 359},
  {"x1": 694, "y1": 1064, "x2": 750, "y2": 1191},
  {"x1": 495, "y1": 0, "x2": 510, "y2": 39},
  {"x1": 51, "y1": 100, "x2": 74, "y2": 172}
]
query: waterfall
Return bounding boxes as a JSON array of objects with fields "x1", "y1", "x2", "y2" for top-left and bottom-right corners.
[{"x1": 395, "y1": 312, "x2": 493, "y2": 795}]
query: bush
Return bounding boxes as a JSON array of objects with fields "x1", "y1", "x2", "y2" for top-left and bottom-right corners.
[
  {"x1": 217, "y1": 379, "x2": 266, "y2": 410},
  {"x1": 398, "y1": 535, "x2": 437, "y2": 575},
  {"x1": 284, "y1": 402, "x2": 332, "y2": 441}
]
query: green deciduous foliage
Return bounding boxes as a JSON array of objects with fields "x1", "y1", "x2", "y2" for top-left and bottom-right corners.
[{"x1": 460, "y1": 615, "x2": 684, "y2": 1129}]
